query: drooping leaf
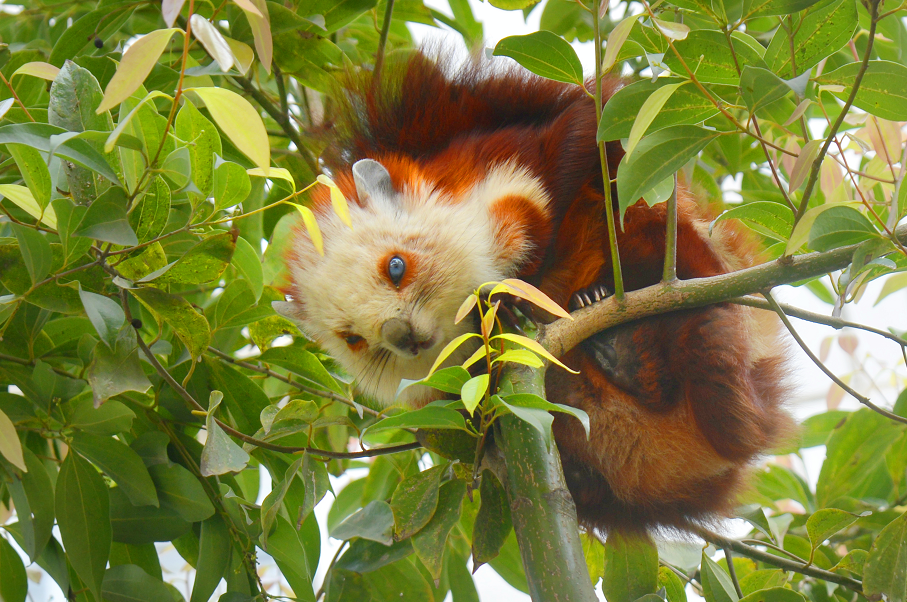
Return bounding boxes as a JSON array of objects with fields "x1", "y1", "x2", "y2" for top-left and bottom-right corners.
[
  {"x1": 101, "y1": 564, "x2": 174, "y2": 602},
  {"x1": 200, "y1": 391, "x2": 250, "y2": 476},
  {"x1": 701, "y1": 552, "x2": 740, "y2": 602},
  {"x1": 264, "y1": 515, "x2": 316, "y2": 602},
  {"x1": 72, "y1": 431, "x2": 158, "y2": 508},
  {"x1": 412, "y1": 480, "x2": 466, "y2": 580},
  {"x1": 816, "y1": 60, "x2": 907, "y2": 121},
  {"x1": 212, "y1": 159, "x2": 252, "y2": 211},
  {"x1": 72, "y1": 187, "x2": 139, "y2": 246},
  {"x1": 109, "y1": 487, "x2": 192, "y2": 544},
  {"x1": 148, "y1": 463, "x2": 215, "y2": 523},
  {"x1": 603, "y1": 532, "x2": 659, "y2": 602},
  {"x1": 231, "y1": 235, "x2": 264, "y2": 302},
  {"x1": 0, "y1": 184, "x2": 57, "y2": 228},
  {"x1": 56, "y1": 451, "x2": 111, "y2": 600},
  {"x1": 129, "y1": 176, "x2": 171, "y2": 244},
  {"x1": 189, "y1": 516, "x2": 231, "y2": 602},
  {"x1": 78, "y1": 288, "x2": 125, "y2": 349},
  {"x1": 7, "y1": 143, "x2": 52, "y2": 209},
  {"x1": 0, "y1": 537, "x2": 27, "y2": 602},
  {"x1": 331, "y1": 500, "x2": 396, "y2": 545},
  {"x1": 86, "y1": 325, "x2": 153, "y2": 407},
  {"x1": 390, "y1": 464, "x2": 446, "y2": 540},
  {"x1": 863, "y1": 509, "x2": 907, "y2": 601},
  {"x1": 11, "y1": 223, "x2": 52, "y2": 286},
  {"x1": 365, "y1": 406, "x2": 469, "y2": 436},
  {"x1": 8, "y1": 449, "x2": 54, "y2": 562},
  {"x1": 473, "y1": 470, "x2": 513, "y2": 567}
]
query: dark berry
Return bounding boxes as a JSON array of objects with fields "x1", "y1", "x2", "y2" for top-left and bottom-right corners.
[
  {"x1": 131, "y1": 319, "x2": 142, "y2": 329},
  {"x1": 94, "y1": 37, "x2": 103, "y2": 49}
]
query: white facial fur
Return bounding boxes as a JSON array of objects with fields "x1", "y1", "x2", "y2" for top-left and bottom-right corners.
[{"x1": 286, "y1": 161, "x2": 550, "y2": 407}]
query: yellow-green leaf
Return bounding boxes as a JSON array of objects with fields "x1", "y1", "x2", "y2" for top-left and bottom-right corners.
[
  {"x1": 491, "y1": 332, "x2": 578, "y2": 374},
  {"x1": 0, "y1": 408, "x2": 26, "y2": 471},
  {"x1": 785, "y1": 201, "x2": 862, "y2": 255},
  {"x1": 292, "y1": 203, "x2": 323, "y2": 255},
  {"x1": 11, "y1": 62, "x2": 60, "y2": 81},
  {"x1": 97, "y1": 29, "x2": 182, "y2": 114},
  {"x1": 249, "y1": 166, "x2": 295, "y2": 190},
  {"x1": 187, "y1": 86, "x2": 270, "y2": 172},
  {"x1": 495, "y1": 278, "x2": 572, "y2": 319},
  {"x1": 0, "y1": 184, "x2": 57, "y2": 229},
  {"x1": 317, "y1": 174, "x2": 351, "y2": 229},
  {"x1": 190, "y1": 15, "x2": 233, "y2": 72},
  {"x1": 427, "y1": 332, "x2": 482, "y2": 376}
]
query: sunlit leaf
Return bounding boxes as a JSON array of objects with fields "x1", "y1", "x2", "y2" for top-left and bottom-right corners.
[
  {"x1": 97, "y1": 29, "x2": 183, "y2": 113},
  {"x1": 187, "y1": 86, "x2": 270, "y2": 172},
  {"x1": 493, "y1": 31, "x2": 583, "y2": 85}
]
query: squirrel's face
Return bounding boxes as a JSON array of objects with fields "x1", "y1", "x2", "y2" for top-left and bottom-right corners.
[{"x1": 282, "y1": 158, "x2": 551, "y2": 407}]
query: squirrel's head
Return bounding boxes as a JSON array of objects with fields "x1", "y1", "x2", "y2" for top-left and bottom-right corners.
[{"x1": 279, "y1": 157, "x2": 552, "y2": 407}]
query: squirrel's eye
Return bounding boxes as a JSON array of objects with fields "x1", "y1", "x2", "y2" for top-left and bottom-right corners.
[
  {"x1": 388, "y1": 256, "x2": 406, "y2": 286},
  {"x1": 345, "y1": 334, "x2": 364, "y2": 346}
]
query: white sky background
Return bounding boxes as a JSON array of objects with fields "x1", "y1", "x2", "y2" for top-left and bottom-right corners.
[{"x1": 10, "y1": 1, "x2": 907, "y2": 601}]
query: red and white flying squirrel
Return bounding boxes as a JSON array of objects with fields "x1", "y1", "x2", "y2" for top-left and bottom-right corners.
[{"x1": 278, "y1": 52, "x2": 793, "y2": 533}]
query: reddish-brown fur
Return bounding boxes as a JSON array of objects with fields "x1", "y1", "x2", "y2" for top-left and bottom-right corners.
[{"x1": 306, "y1": 51, "x2": 792, "y2": 533}]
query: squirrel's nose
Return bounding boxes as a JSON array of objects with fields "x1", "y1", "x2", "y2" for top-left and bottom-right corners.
[{"x1": 381, "y1": 318, "x2": 434, "y2": 356}]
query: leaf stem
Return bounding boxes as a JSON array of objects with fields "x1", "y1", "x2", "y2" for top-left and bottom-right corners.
[
  {"x1": 373, "y1": 0, "x2": 396, "y2": 86},
  {"x1": 663, "y1": 173, "x2": 678, "y2": 282},
  {"x1": 593, "y1": 0, "x2": 625, "y2": 298}
]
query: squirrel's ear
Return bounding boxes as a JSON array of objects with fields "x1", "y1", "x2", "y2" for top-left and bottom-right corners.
[
  {"x1": 272, "y1": 300, "x2": 306, "y2": 326},
  {"x1": 352, "y1": 159, "x2": 395, "y2": 204}
]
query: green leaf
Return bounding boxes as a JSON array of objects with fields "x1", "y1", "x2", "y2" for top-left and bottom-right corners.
[
  {"x1": 665, "y1": 30, "x2": 765, "y2": 85},
  {"x1": 407, "y1": 366, "x2": 472, "y2": 395},
  {"x1": 175, "y1": 98, "x2": 222, "y2": 197},
  {"x1": 232, "y1": 236, "x2": 264, "y2": 302},
  {"x1": 7, "y1": 143, "x2": 51, "y2": 209},
  {"x1": 190, "y1": 516, "x2": 231, "y2": 602},
  {"x1": 460, "y1": 373, "x2": 489, "y2": 415},
  {"x1": 473, "y1": 470, "x2": 512, "y2": 567},
  {"x1": 806, "y1": 508, "x2": 865, "y2": 551},
  {"x1": 0, "y1": 537, "x2": 27, "y2": 602},
  {"x1": 503, "y1": 393, "x2": 591, "y2": 439},
  {"x1": 617, "y1": 125, "x2": 720, "y2": 221},
  {"x1": 108, "y1": 543, "x2": 162, "y2": 580},
  {"x1": 202, "y1": 357, "x2": 269, "y2": 434},
  {"x1": 713, "y1": 201, "x2": 794, "y2": 241},
  {"x1": 149, "y1": 463, "x2": 215, "y2": 523},
  {"x1": 86, "y1": 326, "x2": 153, "y2": 407},
  {"x1": 72, "y1": 187, "x2": 139, "y2": 246},
  {"x1": 743, "y1": 0, "x2": 824, "y2": 18},
  {"x1": 701, "y1": 552, "x2": 739, "y2": 602},
  {"x1": 160, "y1": 146, "x2": 191, "y2": 190},
  {"x1": 492, "y1": 31, "x2": 584, "y2": 84},
  {"x1": 816, "y1": 60, "x2": 907, "y2": 121},
  {"x1": 187, "y1": 86, "x2": 270, "y2": 172},
  {"x1": 56, "y1": 450, "x2": 111, "y2": 600},
  {"x1": 145, "y1": 231, "x2": 236, "y2": 285},
  {"x1": 0, "y1": 123, "x2": 121, "y2": 187},
  {"x1": 131, "y1": 287, "x2": 211, "y2": 359},
  {"x1": 737, "y1": 588, "x2": 805, "y2": 602},
  {"x1": 412, "y1": 480, "x2": 466, "y2": 580},
  {"x1": 736, "y1": 504, "x2": 774, "y2": 541},
  {"x1": 740, "y1": 66, "x2": 791, "y2": 113},
  {"x1": 766, "y1": 0, "x2": 856, "y2": 77},
  {"x1": 72, "y1": 431, "x2": 159, "y2": 508},
  {"x1": 109, "y1": 487, "x2": 192, "y2": 544},
  {"x1": 602, "y1": 532, "x2": 659, "y2": 602},
  {"x1": 738, "y1": 570, "x2": 785, "y2": 595},
  {"x1": 101, "y1": 564, "x2": 174, "y2": 602},
  {"x1": 129, "y1": 176, "x2": 171, "y2": 244},
  {"x1": 200, "y1": 391, "x2": 250, "y2": 476},
  {"x1": 493, "y1": 395, "x2": 554, "y2": 450},
  {"x1": 597, "y1": 77, "x2": 718, "y2": 141},
  {"x1": 625, "y1": 81, "x2": 686, "y2": 156},
  {"x1": 785, "y1": 201, "x2": 862, "y2": 254},
  {"x1": 78, "y1": 288, "x2": 125, "y2": 349},
  {"x1": 390, "y1": 464, "x2": 446, "y2": 540},
  {"x1": 331, "y1": 500, "x2": 396, "y2": 545},
  {"x1": 97, "y1": 29, "x2": 182, "y2": 113},
  {"x1": 335, "y1": 539, "x2": 415, "y2": 574},
  {"x1": 52, "y1": 198, "x2": 91, "y2": 266},
  {"x1": 808, "y1": 206, "x2": 877, "y2": 252},
  {"x1": 258, "y1": 345, "x2": 345, "y2": 396},
  {"x1": 12, "y1": 223, "x2": 52, "y2": 286},
  {"x1": 365, "y1": 406, "x2": 469, "y2": 436},
  {"x1": 863, "y1": 510, "x2": 907, "y2": 601},
  {"x1": 8, "y1": 449, "x2": 54, "y2": 562},
  {"x1": 816, "y1": 409, "x2": 901, "y2": 508},
  {"x1": 211, "y1": 280, "x2": 273, "y2": 330},
  {"x1": 261, "y1": 455, "x2": 304, "y2": 547},
  {"x1": 68, "y1": 395, "x2": 135, "y2": 435},
  {"x1": 212, "y1": 159, "x2": 252, "y2": 211},
  {"x1": 265, "y1": 515, "x2": 317, "y2": 602},
  {"x1": 658, "y1": 566, "x2": 687, "y2": 602}
]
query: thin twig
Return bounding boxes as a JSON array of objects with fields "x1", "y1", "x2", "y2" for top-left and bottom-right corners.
[
  {"x1": 764, "y1": 289, "x2": 907, "y2": 425},
  {"x1": 793, "y1": 0, "x2": 881, "y2": 225},
  {"x1": 128, "y1": 307, "x2": 422, "y2": 458},
  {"x1": 205, "y1": 346, "x2": 378, "y2": 417},
  {"x1": 729, "y1": 295, "x2": 907, "y2": 348},
  {"x1": 0, "y1": 71, "x2": 35, "y2": 122},
  {"x1": 695, "y1": 526, "x2": 863, "y2": 593},
  {"x1": 663, "y1": 173, "x2": 678, "y2": 282},
  {"x1": 724, "y1": 548, "x2": 744, "y2": 599}
]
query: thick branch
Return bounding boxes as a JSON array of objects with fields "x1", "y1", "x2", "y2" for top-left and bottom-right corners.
[{"x1": 542, "y1": 222, "x2": 907, "y2": 359}]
